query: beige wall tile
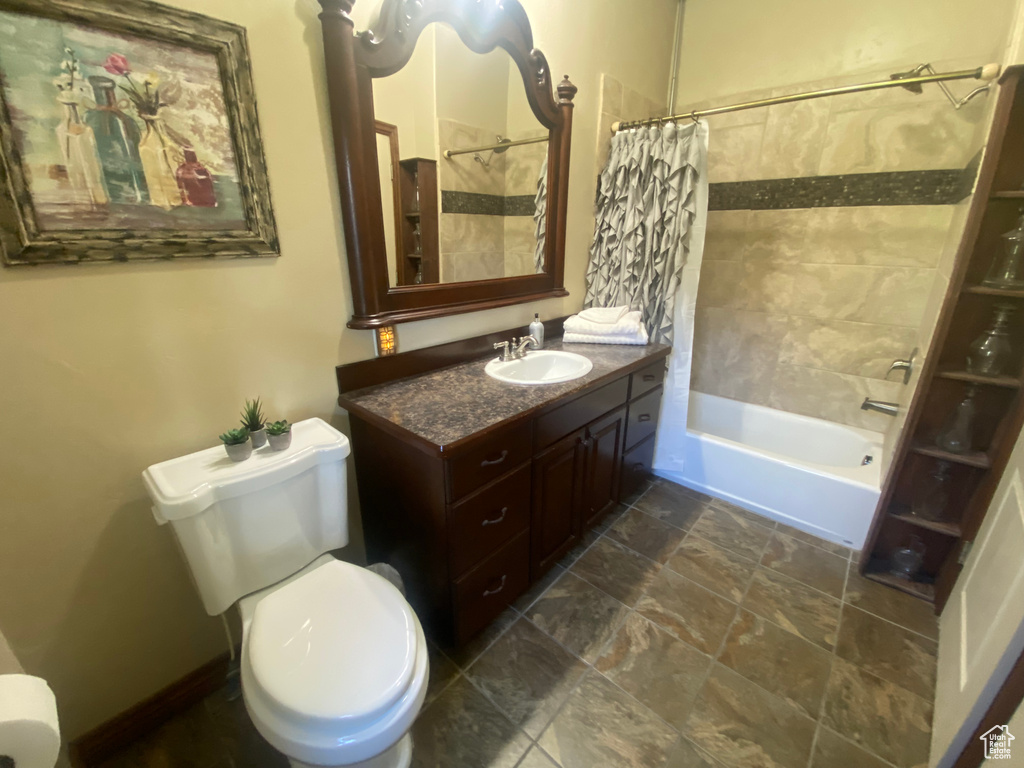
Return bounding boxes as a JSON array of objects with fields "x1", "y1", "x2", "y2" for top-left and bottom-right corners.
[
  {"x1": 506, "y1": 150, "x2": 546, "y2": 196},
  {"x1": 504, "y1": 216, "x2": 538, "y2": 253},
  {"x1": 504, "y1": 250, "x2": 536, "y2": 277},
  {"x1": 741, "y1": 207, "x2": 952, "y2": 267},
  {"x1": 703, "y1": 210, "x2": 752, "y2": 261},
  {"x1": 450, "y1": 251, "x2": 506, "y2": 282},
  {"x1": 694, "y1": 260, "x2": 745, "y2": 308},
  {"x1": 859, "y1": 266, "x2": 934, "y2": 327},
  {"x1": 779, "y1": 318, "x2": 918, "y2": 379},
  {"x1": 818, "y1": 101, "x2": 981, "y2": 175},
  {"x1": 707, "y1": 123, "x2": 766, "y2": 182},
  {"x1": 596, "y1": 110, "x2": 618, "y2": 174},
  {"x1": 438, "y1": 118, "x2": 506, "y2": 194},
  {"x1": 768, "y1": 365, "x2": 904, "y2": 431},
  {"x1": 758, "y1": 97, "x2": 832, "y2": 178},
  {"x1": 623, "y1": 84, "x2": 652, "y2": 120},
  {"x1": 691, "y1": 307, "x2": 787, "y2": 406},
  {"x1": 440, "y1": 213, "x2": 504, "y2": 254}
]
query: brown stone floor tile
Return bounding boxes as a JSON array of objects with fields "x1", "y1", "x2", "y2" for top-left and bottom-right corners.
[
  {"x1": 527, "y1": 571, "x2": 630, "y2": 663},
  {"x1": 596, "y1": 611, "x2": 711, "y2": 728},
  {"x1": 822, "y1": 658, "x2": 933, "y2": 768},
  {"x1": 761, "y1": 531, "x2": 849, "y2": 598},
  {"x1": 684, "y1": 664, "x2": 817, "y2": 768},
  {"x1": 570, "y1": 536, "x2": 662, "y2": 606},
  {"x1": 718, "y1": 610, "x2": 832, "y2": 718},
  {"x1": 811, "y1": 727, "x2": 891, "y2": 768},
  {"x1": 835, "y1": 605, "x2": 937, "y2": 701},
  {"x1": 633, "y1": 481, "x2": 709, "y2": 529},
  {"x1": 666, "y1": 534, "x2": 758, "y2": 602},
  {"x1": 637, "y1": 568, "x2": 738, "y2": 654},
  {"x1": 689, "y1": 507, "x2": 773, "y2": 561},
  {"x1": 774, "y1": 521, "x2": 852, "y2": 558},
  {"x1": 742, "y1": 568, "x2": 841, "y2": 651},
  {"x1": 844, "y1": 571, "x2": 939, "y2": 640},
  {"x1": 538, "y1": 670, "x2": 678, "y2": 768},
  {"x1": 607, "y1": 507, "x2": 689, "y2": 563}
]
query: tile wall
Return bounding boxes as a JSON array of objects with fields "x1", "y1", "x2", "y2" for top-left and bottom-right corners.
[
  {"x1": 437, "y1": 118, "x2": 547, "y2": 281},
  {"x1": 686, "y1": 62, "x2": 996, "y2": 447}
]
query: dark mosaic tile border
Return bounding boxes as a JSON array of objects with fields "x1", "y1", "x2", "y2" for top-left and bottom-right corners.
[
  {"x1": 441, "y1": 190, "x2": 535, "y2": 216},
  {"x1": 709, "y1": 163, "x2": 978, "y2": 211}
]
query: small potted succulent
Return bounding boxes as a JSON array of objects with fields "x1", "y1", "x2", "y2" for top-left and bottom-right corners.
[
  {"x1": 240, "y1": 398, "x2": 267, "y2": 449},
  {"x1": 266, "y1": 420, "x2": 292, "y2": 451},
  {"x1": 219, "y1": 428, "x2": 252, "y2": 462}
]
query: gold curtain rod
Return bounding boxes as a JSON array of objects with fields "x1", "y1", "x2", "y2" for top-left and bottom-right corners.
[
  {"x1": 612, "y1": 63, "x2": 1001, "y2": 132},
  {"x1": 443, "y1": 135, "x2": 549, "y2": 159}
]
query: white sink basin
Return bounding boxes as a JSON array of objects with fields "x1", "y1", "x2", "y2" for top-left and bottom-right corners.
[{"x1": 485, "y1": 350, "x2": 593, "y2": 385}]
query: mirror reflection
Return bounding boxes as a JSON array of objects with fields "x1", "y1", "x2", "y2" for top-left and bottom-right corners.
[{"x1": 373, "y1": 24, "x2": 548, "y2": 287}]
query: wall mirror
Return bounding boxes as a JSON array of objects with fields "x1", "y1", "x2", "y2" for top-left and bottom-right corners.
[{"x1": 318, "y1": 0, "x2": 576, "y2": 328}]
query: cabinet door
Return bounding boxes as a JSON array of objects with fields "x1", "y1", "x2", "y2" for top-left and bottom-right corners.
[
  {"x1": 582, "y1": 406, "x2": 626, "y2": 530},
  {"x1": 531, "y1": 428, "x2": 585, "y2": 578}
]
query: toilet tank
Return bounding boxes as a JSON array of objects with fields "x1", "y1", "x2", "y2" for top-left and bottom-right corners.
[{"x1": 143, "y1": 418, "x2": 351, "y2": 616}]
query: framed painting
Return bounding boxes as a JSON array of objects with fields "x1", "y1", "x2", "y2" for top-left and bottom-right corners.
[{"x1": 0, "y1": 0, "x2": 278, "y2": 265}]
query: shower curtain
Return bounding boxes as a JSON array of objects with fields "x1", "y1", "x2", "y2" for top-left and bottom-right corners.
[
  {"x1": 585, "y1": 120, "x2": 709, "y2": 479},
  {"x1": 533, "y1": 155, "x2": 548, "y2": 273}
]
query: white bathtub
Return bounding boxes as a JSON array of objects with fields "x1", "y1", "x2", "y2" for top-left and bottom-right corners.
[{"x1": 659, "y1": 391, "x2": 883, "y2": 550}]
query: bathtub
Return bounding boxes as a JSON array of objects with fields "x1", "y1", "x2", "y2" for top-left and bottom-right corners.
[{"x1": 658, "y1": 391, "x2": 883, "y2": 550}]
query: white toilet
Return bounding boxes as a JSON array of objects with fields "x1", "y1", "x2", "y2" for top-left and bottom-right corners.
[{"x1": 143, "y1": 418, "x2": 428, "y2": 768}]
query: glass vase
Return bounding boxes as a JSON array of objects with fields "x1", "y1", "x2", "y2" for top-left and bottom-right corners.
[
  {"x1": 139, "y1": 116, "x2": 184, "y2": 210},
  {"x1": 890, "y1": 536, "x2": 926, "y2": 580},
  {"x1": 967, "y1": 304, "x2": 1015, "y2": 377},
  {"x1": 983, "y1": 212, "x2": 1024, "y2": 289},
  {"x1": 55, "y1": 97, "x2": 108, "y2": 206},
  {"x1": 85, "y1": 76, "x2": 148, "y2": 204},
  {"x1": 936, "y1": 385, "x2": 978, "y2": 455},
  {"x1": 912, "y1": 461, "x2": 953, "y2": 522}
]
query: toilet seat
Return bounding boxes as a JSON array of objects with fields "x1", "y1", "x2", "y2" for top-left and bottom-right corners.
[{"x1": 239, "y1": 558, "x2": 429, "y2": 766}]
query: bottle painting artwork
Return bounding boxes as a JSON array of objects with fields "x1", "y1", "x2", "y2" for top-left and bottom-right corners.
[{"x1": 0, "y1": 9, "x2": 247, "y2": 233}]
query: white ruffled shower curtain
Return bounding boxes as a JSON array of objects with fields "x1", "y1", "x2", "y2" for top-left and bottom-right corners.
[{"x1": 585, "y1": 120, "x2": 709, "y2": 479}]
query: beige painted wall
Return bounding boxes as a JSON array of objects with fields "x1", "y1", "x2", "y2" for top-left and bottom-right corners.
[{"x1": 0, "y1": 0, "x2": 677, "y2": 741}]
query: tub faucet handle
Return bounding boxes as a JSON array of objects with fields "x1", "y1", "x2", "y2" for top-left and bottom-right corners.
[{"x1": 885, "y1": 348, "x2": 918, "y2": 385}]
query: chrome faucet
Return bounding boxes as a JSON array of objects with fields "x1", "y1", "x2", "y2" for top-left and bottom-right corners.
[
  {"x1": 861, "y1": 398, "x2": 899, "y2": 416},
  {"x1": 512, "y1": 336, "x2": 537, "y2": 359},
  {"x1": 493, "y1": 340, "x2": 515, "y2": 362}
]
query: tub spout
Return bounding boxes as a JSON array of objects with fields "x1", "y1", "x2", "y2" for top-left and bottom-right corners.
[{"x1": 861, "y1": 398, "x2": 899, "y2": 416}]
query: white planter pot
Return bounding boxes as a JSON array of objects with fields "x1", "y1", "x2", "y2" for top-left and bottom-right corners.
[
  {"x1": 267, "y1": 431, "x2": 292, "y2": 451},
  {"x1": 249, "y1": 428, "x2": 267, "y2": 449},
  {"x1": 223, "y1": 439, "x2": 253, "y2": 462}
]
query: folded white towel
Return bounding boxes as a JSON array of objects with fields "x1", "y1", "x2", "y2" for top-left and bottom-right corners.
[
  {"x1": 578, "y1": 305, "x2": 628, "y2": 324},
  {"x1": 564, "y1": 309, "x2": 643, "y2": 336},
  {"x1": 563, "y1": 326, "x2": 649, "y2": 346}
]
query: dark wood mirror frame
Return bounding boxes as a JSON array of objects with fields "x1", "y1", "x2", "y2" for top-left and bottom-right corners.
[{"x1": 318, "y1": 0, "x2": 577, "y2": 329}]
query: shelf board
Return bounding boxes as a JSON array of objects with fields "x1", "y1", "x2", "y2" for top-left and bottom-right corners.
[
  {"x1": 963, "y1": 284, "x2": 1024, "y2": 299},
  {"x1": 404, "y1": 212, "x2": 421, "y2": 220},
  {"x1": 936, "y1": 370, "x2": 1022, "y2": 388},
  {"x1": 863, "y1": 563, "x2": 936, "y2": 603},
  {"x1": 888, "y1": 509, "x2": 962, "y2": 537},
  {"x1": 990, "y1": 190, "x2": 1024, "y2": 199},
  {"x1": 911, "y1": 443, "x2": 991, "y2": 469}
]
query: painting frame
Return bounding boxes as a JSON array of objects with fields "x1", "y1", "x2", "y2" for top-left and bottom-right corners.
[{"x1": 0, "y1": 0, "x2": 278, "y2": 266}]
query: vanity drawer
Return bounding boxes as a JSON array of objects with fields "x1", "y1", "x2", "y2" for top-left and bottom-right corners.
[
  {"x1": 453, "y1": 530, "x2": 529, "y2": 643},
  {"x1": 630, "y1": 359, "x2": 666, "y2": 400},
  {"x1": 535, "y1": 377, "x2": 629, "y2": 449},
  {"x1": 626, "y1": 387, "x2": 662, "y2": 450},
  {"x1": 448, "y1": 421, "x2": 533, "y2": 502},
  {"x1": 449, "y1": 464, "x2": 531, "y2": 577},
  {"x1": 620, "y1": 433, "x2": 656, "y2": 502}
]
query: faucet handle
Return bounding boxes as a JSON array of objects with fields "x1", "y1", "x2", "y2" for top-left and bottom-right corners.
[{"x1": 885, "y1": 348, "x2": 918, "y2": 385}]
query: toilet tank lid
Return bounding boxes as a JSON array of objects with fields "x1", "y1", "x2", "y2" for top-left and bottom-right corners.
[{"x1": 142, "y1": 417, "x2": 350, "y2": 524}]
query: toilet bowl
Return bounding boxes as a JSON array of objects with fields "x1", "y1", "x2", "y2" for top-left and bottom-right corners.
[
  {"x1": 238, "y1": 555, "x2": 428, "y2": 767},
  {"x1": 143, "y1": 418, "x2": 427, "y2": 768}
]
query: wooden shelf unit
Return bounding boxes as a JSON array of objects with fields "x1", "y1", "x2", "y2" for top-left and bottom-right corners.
[
  {"x1": 860, "y1": 67, "x2": 1024, "y2": 611},
  {"x1": 396, "y1": 158, "x2": 439, "y2": 286}
]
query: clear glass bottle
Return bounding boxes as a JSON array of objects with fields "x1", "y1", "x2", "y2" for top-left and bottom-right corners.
[
  {"x1": 936, "y1": 385, "x2": 978, "y2": 455},
  {"x1": 55, "y1": 94, "x2": 108, "y2": 206},
  {"x1": 983, "y1": 212, "x2": 1024, "y2": 289},
  {"x1": 912, "y1": 461, "x2": 953, "y2": 522},
  {"x1": 139, "y1": 115, "x2": 184, "y2": 209},
  {"x1": 891, "y1": 536, "x2": 926, "y2": 580},
  {"x1": 967, "y1": 304, "x2": 1015, "y2": 377},
  {"x1": 85, "y1": 76, "x2": 148, "y2": 204}
]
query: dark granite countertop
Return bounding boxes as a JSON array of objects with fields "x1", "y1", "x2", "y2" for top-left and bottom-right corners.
[{"x1": 339, "y1": 339, "x2": 671, "y2": 452}]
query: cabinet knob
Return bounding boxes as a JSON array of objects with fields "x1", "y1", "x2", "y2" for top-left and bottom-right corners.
[
  {"x1": 482, "y1": 574, "x2": 507, "y2": 597},
  {"x1": 480, "y1": 450, "x2": 508, "y2": 467},
  {"x1": 642, "y1": 374, "x2": 656, "y2": 382},
  {"x1": 481, "y1": 507, "x2": 508, "y2": 526},
  {"x1": 637, "y1": 414, "x2": 652, "y2": 423}
]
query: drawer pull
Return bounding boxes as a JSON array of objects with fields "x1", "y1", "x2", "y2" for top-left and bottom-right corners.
[
  {"x1": 481, "y1": 507, "x2": 508, "y2": 526},
  {"x1": 633, "y1": 462, "x2": 645, "y2": 471},
  {"x1": 482, "y1": 575, "x2": 507, "y2": 597},
  {"x1": 642, "y1": 373, "x2": 656, "y2": 382},
  {"x1": 480, "y1": 450, "x2": 509, "y2": 467},
  {"x1": 637, "y1": 414, "x2": 652, "y2": 423}
]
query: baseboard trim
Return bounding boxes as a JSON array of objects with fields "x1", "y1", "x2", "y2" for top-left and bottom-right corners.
[{"x1": 68, "y1": 651, "x2": 233, "y2": 767}]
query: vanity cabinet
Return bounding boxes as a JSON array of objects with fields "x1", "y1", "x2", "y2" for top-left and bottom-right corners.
[{"x1": 339, "y1": 337, "x2": 669, "y2": 646}]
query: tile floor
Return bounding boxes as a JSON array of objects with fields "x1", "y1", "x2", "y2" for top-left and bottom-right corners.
[{"x1": 96, "y1": 479, "x2": 939, "y2": 768}]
